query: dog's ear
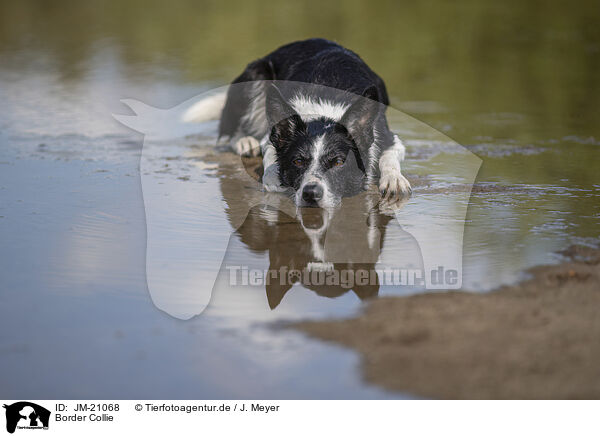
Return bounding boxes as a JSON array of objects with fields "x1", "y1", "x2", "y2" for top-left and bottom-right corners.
[
  {"x1": 340, "y1": 86, "x2": 382, "y2": 147},
  {"x1": 267, "y1": 85, "x2": 306, "y2": 150},
  {"x1": 266, "y1": 84, "x2": 297, "y2": 125},
  {"x1": 265, "y1": 280, "x2": 293, "y2": 309}
]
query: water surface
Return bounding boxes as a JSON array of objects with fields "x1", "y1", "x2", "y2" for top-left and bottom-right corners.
[{"x1": 0, "y1": 0, "x2": 599, "y2": 398}]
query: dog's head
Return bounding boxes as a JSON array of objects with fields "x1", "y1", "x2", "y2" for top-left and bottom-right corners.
[{"x1": 266, "y1": 84, "x2": 381, "y2": 208}]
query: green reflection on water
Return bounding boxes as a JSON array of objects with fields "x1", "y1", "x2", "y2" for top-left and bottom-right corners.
[
  {"x1": 0, "y1": 0, "x2": 598, "y2": 241},
  {"x1": 1, "y1": 0, "x2": 599, "y2": 139}
]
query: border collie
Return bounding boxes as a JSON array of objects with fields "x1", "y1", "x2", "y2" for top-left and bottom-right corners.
[{"x1": 186, "y1": 38, "x2": 411, "y2": 208}]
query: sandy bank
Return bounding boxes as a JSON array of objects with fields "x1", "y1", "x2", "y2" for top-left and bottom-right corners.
[{"x1": 293, "y1": 245, "x2": 600, "y2": 399}]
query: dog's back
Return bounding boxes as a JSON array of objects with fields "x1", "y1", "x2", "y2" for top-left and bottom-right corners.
[{"x1": 219, "y1": 38, "x2": 390, "y2": 140}]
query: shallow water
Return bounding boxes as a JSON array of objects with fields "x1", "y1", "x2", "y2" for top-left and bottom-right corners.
[{"x1": 0, "y1": 1, "x2": 599, "y2": 398}]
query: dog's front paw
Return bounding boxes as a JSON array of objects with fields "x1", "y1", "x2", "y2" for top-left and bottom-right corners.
[
  {"x1": 234, "y1": 136, "x2": 261, "y2": 157},
  {"x1": 262, "y1": 163, "x2": 286, "y2": 192},
  {"x1": 379, "y1": 172, "x2": 412, "y2": 200}
]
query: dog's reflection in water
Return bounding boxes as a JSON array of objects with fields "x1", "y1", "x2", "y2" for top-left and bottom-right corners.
[
  {"x1": 232, "y1": 193, "x2": 421, "y2": 309},
  {"x1": 212, "y1": 155, "x2": 422, "y2": 309}
]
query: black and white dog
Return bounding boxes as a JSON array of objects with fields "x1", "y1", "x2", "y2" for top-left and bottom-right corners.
[{"x1": 186, "y1": 38, "x2": 411, "y2": 207}]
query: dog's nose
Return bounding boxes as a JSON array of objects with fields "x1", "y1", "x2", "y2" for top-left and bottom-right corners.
[{"x1": 302, "y1": 184, "x2": 324, "y2": 203}]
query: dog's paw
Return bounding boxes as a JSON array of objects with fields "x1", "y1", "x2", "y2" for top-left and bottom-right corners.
[
  {"x1": 379, "y1": 172, "x2": 412, "y2": 201},
  {"x1": 234, "y1": 136, "x2": 261, "y2": 157},
  {"x1": 262, "y1": 163, "x2": 286, "y2": 192}
]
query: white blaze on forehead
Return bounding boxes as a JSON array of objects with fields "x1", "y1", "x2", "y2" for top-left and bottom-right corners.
[
  {"x1": 295, "y1": 133, "x2": 336, "y2": 207},
  {"x1": 311, "y1": 134, "x2": 327, "y2": 165},
  {"x1": 304, "y1": 133, "x2": 327, "y2": 182},
  {"x1": 289, "y1": 96, "x2": 349, "y2": 121}
]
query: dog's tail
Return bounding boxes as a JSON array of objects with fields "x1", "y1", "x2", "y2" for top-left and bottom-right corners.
[{"x1": 182, "y1": 90, "x2": 227, "y2": 123}]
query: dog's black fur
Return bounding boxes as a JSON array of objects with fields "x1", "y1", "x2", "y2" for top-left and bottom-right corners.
[{"x1": 219, "y1": 38, "x2": 390, "y2": 138}]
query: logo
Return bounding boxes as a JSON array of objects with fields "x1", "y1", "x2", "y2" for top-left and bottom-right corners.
[{"x1": 3, "y1": 402, "x2": 50, "y2": 434}]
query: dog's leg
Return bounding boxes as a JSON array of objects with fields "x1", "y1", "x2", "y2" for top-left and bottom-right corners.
[
  {"x1": 228, "y1": 75, "x2": 270, "y2": 157},
  {"x1": 234, "y1": 135, "x2": 261, "y2": 157},
  {"x1": 379, "y1": 135, "x2": 411, "y2": 199}
]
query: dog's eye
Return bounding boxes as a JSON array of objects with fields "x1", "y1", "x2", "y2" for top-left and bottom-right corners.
[
  {"x1": 332, "y1": 157, "x2": 344, "y2": 167},
  {"x1": 293, "y1": 158, "x2": 305, "y2": 167}
]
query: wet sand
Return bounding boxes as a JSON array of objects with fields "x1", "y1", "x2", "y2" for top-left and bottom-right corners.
[{"x1": 293, "y1": 245, "x2": 600, "y2": 399}]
